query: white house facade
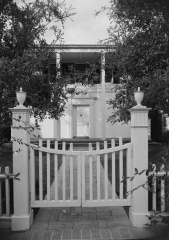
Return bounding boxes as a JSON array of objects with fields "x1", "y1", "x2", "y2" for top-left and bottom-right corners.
[{"x1": 31, "y1": 44, "x2": 132, "y2": 139}]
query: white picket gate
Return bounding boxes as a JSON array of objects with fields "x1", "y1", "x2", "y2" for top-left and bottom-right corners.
[
  {"x1": 9, "y1": 95, "x2": 152, "y2": 229},
  {"x1": 30, "y1": 138, "x2": 132, "y2": 208}
]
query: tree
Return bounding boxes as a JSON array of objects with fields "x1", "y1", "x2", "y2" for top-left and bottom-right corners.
[
  {"x1": 100, "y1": 0, "x2": 169, "y2": 124},
  {"x1": 0, "y1": 0, "x2": 74, "y2": 145}
]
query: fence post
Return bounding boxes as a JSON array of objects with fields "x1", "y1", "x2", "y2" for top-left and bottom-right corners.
[
  {"x1": 9, "y1": 105, "x2": 33, "y2": 231},
  {"x1": 129, "y1": 104, "x2": 151, "y2": 227}
]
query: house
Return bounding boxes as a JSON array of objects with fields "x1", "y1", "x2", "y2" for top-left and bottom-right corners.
[{"x1": 30, "y1": 44, "x2": 133, "y2": 139}]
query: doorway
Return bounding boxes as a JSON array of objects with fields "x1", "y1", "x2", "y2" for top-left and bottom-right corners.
[{"x1": 73, "y1": 106, "x2": 90, "y2": 137}]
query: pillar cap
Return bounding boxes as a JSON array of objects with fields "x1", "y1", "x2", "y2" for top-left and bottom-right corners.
[
  {"x1": 129, "y1": 106, "x2": 151, "y2": 113},
  {"x1": 9, "y1": 106, "x2": 31, "y2": 113}
]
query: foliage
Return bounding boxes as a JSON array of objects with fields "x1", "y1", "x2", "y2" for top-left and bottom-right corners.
[
  {"x1": 63, "y1": 62, "x2": 100, "y2": 86},
  {"x1": 121, "y1": 160, "x2": 169, "y2": 226},
  {"x1": 99, "y1": 0, "x2": 169, "y2": 123},
  {"x1": 0, "y1": 0, "x2": 74, "y2": 145}
]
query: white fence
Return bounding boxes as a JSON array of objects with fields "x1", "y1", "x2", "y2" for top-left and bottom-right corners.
[
  {"x1": 30, "y1": 140, "x2": 81, "y2": 207},
  {"x1": 8, "y1": 99, "x2": 155, "y2": 229},
  {"x1": 30, "y1": 138, "x2": 132, "y2": 208},
  {"x1": 81, "y1": 139, "x2": 132, "y2": 207},
  {"x1": 0, "y1": 166, "x2": 13, "y2": 228},
  {"x1": 149, "y1": 164, "x2": 169, "y2": 212}
]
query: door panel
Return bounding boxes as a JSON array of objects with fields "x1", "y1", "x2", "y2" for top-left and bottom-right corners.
[{"x1": 76, "y1": 106, "x2": 90, "y2": 137}]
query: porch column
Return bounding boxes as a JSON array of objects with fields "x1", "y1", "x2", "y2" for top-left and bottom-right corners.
[
  {"x1": 56, "y1": 51, "x2": 61, "y2": 77},
  {"x1": 69, "y1": 101, "x2": 73, "y2": 138},
  {"x1": 56, "y1": 51, "x2": 61, "y2": 139},
  {"x1": 101, "y1": 51, "x2": 106, "y2": 140},
  {"x1": 111, "y1": 70, "x2": 114, "y2": 83},
  {"x1": 129, "y1": 105, "x2": 151, "y2": 227},
  {"x1": 56, "y1": 118, "x2": 61, "y2": 140},
  {"x1": 9, "y1": 106, "x2": 33, "y2": 231}
]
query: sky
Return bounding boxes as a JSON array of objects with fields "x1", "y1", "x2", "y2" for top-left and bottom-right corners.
[
  {"x1": 60, "y1": 0, "x2": 110, "y2": 44},
  {"x1": 14, "y1": 0, "x2": 110, "y2": 44}
]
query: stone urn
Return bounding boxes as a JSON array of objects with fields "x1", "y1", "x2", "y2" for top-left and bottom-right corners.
[
  {"x1": 16, "y1": 87, "x2": 26, "y2": 106},
  {"x1": 134, "y1": 87, "x2": 144, "y2": 107}
]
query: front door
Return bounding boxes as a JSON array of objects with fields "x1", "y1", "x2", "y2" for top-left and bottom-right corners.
[{"x1": 76, "y1": 106, "x2": 90, "y2": 137}]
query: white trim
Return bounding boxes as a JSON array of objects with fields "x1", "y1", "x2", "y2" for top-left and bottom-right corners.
[
  {"x1": 72, "y1": 105, "x2": 90, "y2": 137},
  {"x1": 71, "y1": 97, "x2": 96, "y2": 138}
]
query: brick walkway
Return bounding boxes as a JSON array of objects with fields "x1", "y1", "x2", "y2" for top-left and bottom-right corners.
[{"x1": 0, "y1": 206, "x2": 169, "y2": 239}]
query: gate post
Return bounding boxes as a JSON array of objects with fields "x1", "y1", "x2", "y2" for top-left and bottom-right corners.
[
  {"x1": 9, "y1": 92, "x2": 33, "y2": 231},
  {"x1": 129, "y1": 94, "x2": 151, "y2": 227}
]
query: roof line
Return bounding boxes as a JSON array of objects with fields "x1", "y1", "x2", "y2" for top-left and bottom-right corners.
[{"x1": 50, "y1": 44, "x2": 114, "y2": 49}]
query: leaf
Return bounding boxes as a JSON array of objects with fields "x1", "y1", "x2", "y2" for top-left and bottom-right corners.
[
  {"x1": 152, "y1": 165, "x2": 156, "y2": 170},
  {"x1": 139, "y1": 169, "x2": 145, "y2": 175},
  {"x1": 130, "y1": 176, "x2": 134, "y2": 181},
  {"x1": 14, "y1": 177, "x2": 20, "y2": 181},
  {"x1": 135, "y1": 168, "x2": 138, "y2": 174},
  {"x1": 15, "y1": 173, "x2": 20, "y2": 177},
  {"x1": 146, "y1": 169, "x2": 149, "y2": 176}
]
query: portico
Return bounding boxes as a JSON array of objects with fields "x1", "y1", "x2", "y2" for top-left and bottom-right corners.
[{"x1": 30, "y1": 44, "x2": 131, "y2": 139}]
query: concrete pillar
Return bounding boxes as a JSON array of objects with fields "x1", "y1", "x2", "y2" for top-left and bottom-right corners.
[
  {"x1": 129, "y1": 105, "x2": 151, "y2": 227},
  {"x1": 9, "y1": 106, "x2": 33, "y2": 231},
  {"x1": 101, "y1": 51, "x2": 106, "y2": 140}
]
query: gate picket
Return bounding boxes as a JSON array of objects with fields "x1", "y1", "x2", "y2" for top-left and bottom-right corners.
[
  {"x1": 70, "y1": 143, "x2": 73, "y2": 201},
  {"x1": 54, "y1": 141, "x2": 58, "y2": 201},
  {"x1": 96, "y1": 142, "x2": 100, "y2": 201},
  {"x1": 111, "y1": 139, "x2": 115, "y2": 200},
  {"x1": 104, "y1": 141, "x2": 108, "y2": 201},
  {"x1": 89, "y1": 143, "x2": 93, "y2": 201},
  {"x1": 47, "y1": 140, "x2": 50, "y2": 201},
  {"x1": 39, "y1": 139, "x2": 43, "y2": 201},
  {"x1": 62, "y1": 142, "x2": 66, "y2": 201},
  {"x1": 30, "y1": 138, "x2": 132, "y2": 208},
  {"x1": 119, "y1": 138, "x2": 123, "y2": 200}
]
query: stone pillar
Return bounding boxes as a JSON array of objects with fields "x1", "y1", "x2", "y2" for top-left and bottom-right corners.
[
  {"x1": 129, "y1": 105, "x2": 151, "y2": 227},
  {"x1": 9, "y1": 106, "x2": 33, "y2": 231},
  {"x1": 101, "y1": 51, "x2": 106, "y2": 140}
]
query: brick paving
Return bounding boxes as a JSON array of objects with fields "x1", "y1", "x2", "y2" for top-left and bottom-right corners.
[{"x1": 0, "y1": 206, "x2": 169, "y2": 239}]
